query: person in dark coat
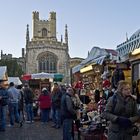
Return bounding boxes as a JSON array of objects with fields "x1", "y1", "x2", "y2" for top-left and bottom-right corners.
[
  {"x1": 0, "y1": 79, "x2": 9, "y2": 131},
  {"x1": 102, "y1": 80, "x2": 139, "y2": 140},
  {"x1": 61, "y1": 87, "x2": 77, "y2": 140},
  {"x1": 71, "y1": 88, "x2": 82, "y2": 140},
  {"x1": 17, "y1": 85, "x2": 25, "y2": 122},
  {"x1": 51, "y1": 83, "x2": 62, "y2": 128},
  {"x1": 23, "y1": 84, "x2": 34, "y2": 123}
]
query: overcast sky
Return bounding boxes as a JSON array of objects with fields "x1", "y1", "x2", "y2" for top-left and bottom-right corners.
[{"x1": 0, "y1": 0, "x2": 140, "y2": 58}]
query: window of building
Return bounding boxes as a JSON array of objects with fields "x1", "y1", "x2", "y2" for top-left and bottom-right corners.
[
  {"x1": 42, "y1": 28, "x2": 47, "y2": 37},
  {"x1": 38, "y1": 52, "x2": 57, "y2": 73}
]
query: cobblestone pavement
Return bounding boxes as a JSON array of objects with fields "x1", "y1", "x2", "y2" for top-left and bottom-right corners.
[
  {"x1": 0, "y1": 121, "x2": 63, "y2": 140},
  {"x1": 1, "y1": 121, "x2": 140, "y2": 140}
]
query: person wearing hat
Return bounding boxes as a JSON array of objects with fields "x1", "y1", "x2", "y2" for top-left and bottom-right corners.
[
  {"x1": 0, "y1": 79, "x2": 9, "y2": 131},
  {"x1": 38, "y1": 88, "x2": 51, "y2": 124}
]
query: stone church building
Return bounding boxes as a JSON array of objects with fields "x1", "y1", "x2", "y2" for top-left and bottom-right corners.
[{"x1": 24, "y1": 11, "x2": 70, "y2": 84}]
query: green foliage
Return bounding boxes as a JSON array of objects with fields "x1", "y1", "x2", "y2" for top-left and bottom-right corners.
[{"x1": 0, "y1": 59, "x2": 24, "y2": 77}]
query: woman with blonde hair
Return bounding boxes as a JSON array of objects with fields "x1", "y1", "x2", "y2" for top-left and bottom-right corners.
[{"x1": 102, "y1": 80, "x2": 139, "y2": 140}]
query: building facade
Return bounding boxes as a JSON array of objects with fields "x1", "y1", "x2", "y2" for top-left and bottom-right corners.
[{"x1": 24, "y1": 11, "x2": 70, "y2": 84}]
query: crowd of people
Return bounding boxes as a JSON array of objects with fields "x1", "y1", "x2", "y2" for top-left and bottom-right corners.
[
  {"x1": 0, "y1": 80, "x2": 35, "y2": 131},
  {"x1": 0, "y1": 79, "x2": 140, "y2": 140},
  {"x1": 0, "y1": 80, "x2": 82, "y2": 140}
]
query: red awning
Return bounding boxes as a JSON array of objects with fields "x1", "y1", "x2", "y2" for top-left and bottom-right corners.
[{"x1": 21, "y1": 74, "x2": 31, "y2": 81}]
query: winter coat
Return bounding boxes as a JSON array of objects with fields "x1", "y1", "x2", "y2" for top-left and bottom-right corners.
[
  {"x1": 102, "y1": 92, "x2": 139, "y2": 140},
  {"x1": 23, "y1": 88, "x2": 34, "y2": 104},
  {"x1": 61, "y1": 93, "x2": 76, "y2": 120},
  {"x1": 38, "y1": 93, "x2": 51, "y2": 109},
  {"x1": 51, "y1": 90, "x2": 62, "y2": 109},
  {"x1": 8, "y1": 87, "x2": 21, "y2": 104}
]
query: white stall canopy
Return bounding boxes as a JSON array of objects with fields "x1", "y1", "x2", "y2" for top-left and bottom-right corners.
[{"x1": 8, "y1": 77, "x2": 22, "y2": 85}]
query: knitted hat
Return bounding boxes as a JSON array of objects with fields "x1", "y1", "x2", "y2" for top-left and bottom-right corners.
[{"x1": 42, "y1": 87, "x2": 47, "y2": 92}]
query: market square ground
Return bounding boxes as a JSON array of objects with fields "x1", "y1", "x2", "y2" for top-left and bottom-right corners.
[
  {"x1": 0, "y1": 121, "x2": 63, "y2": 140},
  {"x1": 0, "y1": 121, "x2": 140, "y2": 140}
]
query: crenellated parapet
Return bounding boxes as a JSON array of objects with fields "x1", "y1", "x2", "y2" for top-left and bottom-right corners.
[
  {"x1": 32, "y1": 11, "x2": 56, "y2": 40},
  {"x1": 49, "y1": 11, "x2": 56, "y2": 20},
  {"x1": 32, "y1": 11, "x2": 39, "y2": 20},
  {"x1": 40, "y1": 20, "x2": 49, "y2": 22}
]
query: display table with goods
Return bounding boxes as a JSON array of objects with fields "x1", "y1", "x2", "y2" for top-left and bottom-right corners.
[{"x1": 79, "y1": 109, "x2": 108, "y2": 140}]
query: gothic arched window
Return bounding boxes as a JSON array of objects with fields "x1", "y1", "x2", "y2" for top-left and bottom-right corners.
[
  {"x1": 42, "y1": 28, "x2": 47, "y2": 37},
  {"x1": 38, "y1": 52, "x2": 57, "y2": 73}
]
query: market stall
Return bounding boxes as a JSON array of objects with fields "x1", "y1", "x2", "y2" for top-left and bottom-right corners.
[
  {"x1": 21, "y1": 72, "x2": 64, "y2": 92},
  {"x1": 8, "y1": 77, "x2": 22, "y2": 86}
]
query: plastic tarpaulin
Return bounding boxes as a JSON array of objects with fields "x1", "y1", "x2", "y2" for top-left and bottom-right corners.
[
  {"x1": 53, "y1": 73, "x2": 64, "y2": 82},
  {"x1": 21, "y1": 72, "x2": 63, "y2": 81},
  {"x1": 8, "y1": 77, "x2": 22, "y2": 85},
  {"x1": 21, "y1": 74, "x2": 31, "y2": 81},
  {"x1": 31, "y1": 72, "x2": 54, "y2": 79}
]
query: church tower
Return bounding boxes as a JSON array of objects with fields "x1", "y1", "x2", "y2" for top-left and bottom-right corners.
[
  {"x1": 25, "y1": 11, "x2": 70, "y2": 84},
  {"x1": 32, "y1": 11, "x2": 57, "y2": 41}
]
